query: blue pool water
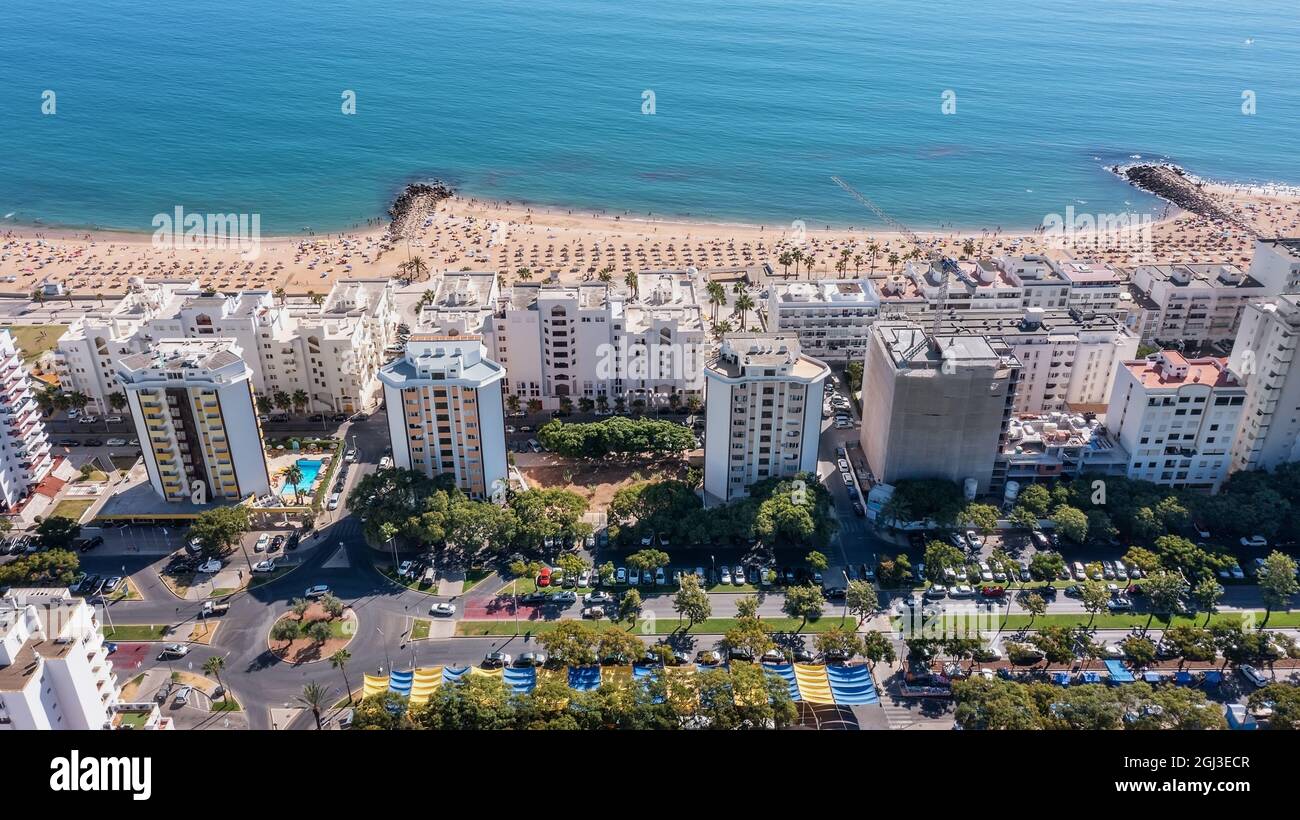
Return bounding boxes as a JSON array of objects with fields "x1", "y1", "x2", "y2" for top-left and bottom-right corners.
[
  {"x1": 0, "y1": 1, "x2": 1297, "y2": 232},
  {"x1": 282, "y1": 459, "x2": 322, "y2": 496}
]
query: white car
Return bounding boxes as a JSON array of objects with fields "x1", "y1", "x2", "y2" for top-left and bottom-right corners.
[
  {"x1": 254, "y1": 533, "x2": 270, "y2": 552},
  {"x1": 720, "y1": 567, "x2": 732, "y2": 585},
  {"x1": 105, "y1": 416, "x2": 124, "y2": 424},
  {"x1": 304, "y1": 584, "x2": 330, "y2": 598},
  {"x1": 965, "y1": 530, "x2": 983, "y2": 549},
  {"x1": 654, "y1": 567, "x2": 665, "y2": 585},
  {"x1": 344, "y1": 449, "x2": 357, "y2": 463},
  {"x1": 615, "y1": 566, "x2": 627, "y2": 584},
  {"x1": 173, "y1": 685, "x2": 193, "y2": 706},
  {"x1": 733, "y1": 566, "x2": 745, "y2": 585},
  {"x1": 378, "y1": 456, "x2": 393, "y2": 470},
  {"x1": 627, "y1": 568, "x2": 640, "y2": 585},
  {"x1": 430, "y1": 603, "x2": 456, "y2": 617},
  {"x1": 252, "y1": 559, "x2": 276, "y2": 573},
  {"x1": 578, "y1": 569, "x2": 591, "y2": 587},
  {"x1": 327, "y1": 493, "x2": 341, "y2": 510},
  {"x1": 1240, "y1": 664, "x2": 1268, "y2": 687},
  {"x1": 1240, "y1": 535, "x2": 1268, "y2": 548},
  {"x1": 105, "y1": 437, "x2": 127, "y2": 446},
  {"x1": 197, "y1": 559, "x2": 222, "y2": 574},
  {"x1": 397, "y1": 560, "x2": 414, "y2": 577}
]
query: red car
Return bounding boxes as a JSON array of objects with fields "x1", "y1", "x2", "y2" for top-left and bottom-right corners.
[
  {"x1": 537, "y1": 567, "x2": 552, "y2": 587},
  {"x1": 980, "y1": 586, "x2": 1005, "y2": 598}
]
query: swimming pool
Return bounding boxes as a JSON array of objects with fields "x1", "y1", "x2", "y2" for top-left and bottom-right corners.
[{"x1": 282, "y1": 458, "x2": 322, "y2": 496}]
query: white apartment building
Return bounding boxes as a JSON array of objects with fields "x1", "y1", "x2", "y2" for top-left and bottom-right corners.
[
  {"x1": 379, "y1": 335, "x2": 508, "y2": 500},
  {"x1": 0, "y1": 331, "x2": 54, "y2": 511},
  {"x1": 0, "y1": 589, "x2": 120, "y2": 730},
  {"x1": 1057, "y1": 260, "x2": 1127, "y2": 314},
  {"x1": 875, "y1": 255, "x2": 1072, "y2": 319},
  {"x1": 1248, "y1": 238, "x2": 1300, "y2": 294},
  {"x1": 488, "y1": 272, "x2": 707, "y2": 411},
  {"x1": 766, "y1": 278, "x2": 880, "y2": 361},
  {"x1": 1106, "y1": 351, "x2": 1244, "y2": 491},
  {"x1": 859, "y1": 322, "x2": 1020, "y2": 495},
  {"x1": 417, "y1": 272, "x2": 499, "y2": 336},
  {"x1": 54, "y1": 277, "x2": 395, "y2": 414},
  {"x1": 703, "y1": 333, "x2": 828, "y2": 504},
  {"x1": 117, "y1": 339, "x2": 270, "y2": 503},
  {"x1": 930, "y1": 308, "x2": 1139, "y2": 415},
  {"x1": 996, "y1": 255, "x2": 1072, "y2": 310},
  {"x1": 1228, "y1": 295, "x2": 1300, "y2": 472},
  {"x1": 1129, "y1": 262, "x2": 1269, "y2": 344}
]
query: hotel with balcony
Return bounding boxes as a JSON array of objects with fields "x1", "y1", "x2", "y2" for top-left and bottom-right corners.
[
  {"x1": 116, "y1": 339, "x2": 269, "y2": 503},
  {"x1": 766, "y1": 278, "x2": 881, "y2": 361},
  {"x1": 1127, "y1": 262, "x2": 1269, "y2": 345},
  {"x1": 1106, "y1": 350, "x2": 1244, "y2": 492},
  {"x1": 53, "y1": 277, "x2": 395, "y2": 415},
  {"x1": 0, "y1": 330, "x2": 54, "y2": 512},
  {"x1": 1, "y1": 588, "x2": 121, "y2": 730},
  {"x1": 1228, "y1": 295, "x2": 1300, "y2": 473},
  {"x1": 703, "y1": 333, "x2": 829, "y2": 504},
  {"x1": 379, "y1": 335, "x2": 508, "y2": 500}
]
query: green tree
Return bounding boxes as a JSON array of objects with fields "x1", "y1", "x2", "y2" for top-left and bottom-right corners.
[
  {"x1": 805, "y1": 550, "x2": 829, "y2": 572},
  {"x1": 1122, "y1": 546, "x2": 1162, "y2": 575},
  {"x1": 672, "y1": 574, "x2": 711, "y2": 628},
  {"x1": 845, "y1": 580, "x2": 878, "y2": 626},
  {"x1": 964, "y1": 503, "x2": 999, "y2": 534},
  {"x1": 331, "y1": 648, "x2": 354, "y2": 704},
  {"x1": 36, "y1": 516, "x2": 82, "y2": 551},
  {"x1": 1021, "y1": 592, "x2": 1047, "y2": 625},
  {"x1": 202, "y1": 656, "x2": 227, "y2": 703},
  {"x1": 1121, "y1": 635, "x2": 1157, "y2": 669},
  {"x1": 1192, "y1": 577, "x2": 1224, "y2": 625},
  {"x1": 1258, "y1": 551, "x2": 1300, "y2": 625},
  {"x1": 1143, "y1": 572, "x2": 1189, "y2": 617},
  {"x1": 781, "y1": 584, "x2": 825, "y2": 630},
  {"x1": 618, "y1": 588, "x2": 643, "y2": 624},
  {"x1": 297, "y1": 681, "x2": 330, "y2": 730},
  {"x1": 953, "y1": 676, "x2": 1044, "y2": 730},
  {"x1": 538, "y1": 620, "x2": 600, "y2": 667},
  {"x1": 188, "y1": 506, "x2": 250, "y2": 558},
  {"x1": 1028, "y1": 550, "x2": 1066, "y2": 582},
  {"x1": 1051, "y1": 505, "x2": 1088, "y2": 544},
  {"x1": 862, "y1": 631, "x2": 896, "y2": 669},
  {"x1": 721, "y1": 615, "x2": 775, "y2": 660},
  {"x1": 270, "y1": 619, "x2": 300, "y2": 646},
  {"x1": 1018, "y1": 483, "x2": 1052, "y2": 517},
  {"x1": 1250, "y1": 684, "x2": 1300, "y2": 730},
  {"x1": 1079, "y1": 580, "x2": 1110, "y2": 626},
  {"x1": 814, "y1": 627, "x2": 864, "y2": 661},
  {"x1": 306, "y1": 620, "x2": 332, "y2": 645}
]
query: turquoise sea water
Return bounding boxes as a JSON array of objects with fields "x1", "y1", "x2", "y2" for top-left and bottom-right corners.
[{"x1": 1, "y1": 0, "x2": 1297, "y2": 233}]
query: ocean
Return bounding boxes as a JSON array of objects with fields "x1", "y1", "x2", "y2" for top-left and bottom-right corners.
[{"x1": 1, "y1": 0, "x2": 1297, "y2": 234}]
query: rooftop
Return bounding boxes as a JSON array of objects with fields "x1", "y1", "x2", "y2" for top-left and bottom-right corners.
[
  {"x1": 1123, "y1": 351, "x2": 1238, "y2": 389},
  {"x1": 117, "y1": 338, "x2": 244, "y2": 376},
  {"x1": 707, "y1": 333, "x2": 827, "y2": 381},
  {"x1": 1057, "y1": 260, "x2": 1124, "y2": 285},
  {"x1": 1131, "y1": 262, "x2": 1260, "y2": 291}
]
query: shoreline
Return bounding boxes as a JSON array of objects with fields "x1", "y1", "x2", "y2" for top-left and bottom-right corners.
[{"x1": 6, "y1": 164, "x2": 1299, "y2": 243}]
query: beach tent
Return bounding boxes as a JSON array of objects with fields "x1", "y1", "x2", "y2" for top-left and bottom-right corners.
[
  {"x1": 1051, "y1": 671, "x2": 1071, "y2": 686},
  {"x1": 1103, "y1": 660, "x2": 1134, "y2": 683},
  {"x1": 1202, "y1": 670, "x2": 1223, "y2": 687},
  {"x1": 793, "y1": 663, "x2": 835, "y2": 704},
  {"x1": 568, "y1": 665, "x2": 601, "y2": 692},
  {"x1": 1142, "y1": 671, "x2": 1165, "y2": 684},
  {"x1": 825, "y1": 664, "x2": 880, "y2": 705},
  {"x1": 1080, "y1": 671, "x2": 1103, "y2": 684},
  {"x1": 408, "y1": 667, "x2": 443, "y2": 705},
  {"x1": 763, "y1": 663, "x2": 801, "y2": 702},
  {"x1": 387, "y1": 669, "x2": 413, "y2": 697},
  {"x1": 362, "y1": 674, "x2": 389, "y2": 698},
  {"x1": 442, "y1": 666, "x2": 470, "y2": 685},
  {"x1": 1174, "y1": 670, "x2": 1194, "y2": 686}
]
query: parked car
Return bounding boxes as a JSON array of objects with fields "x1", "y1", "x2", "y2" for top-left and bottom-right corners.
[
  {"x1": 157, "y1": 643, "x2": 189, "y2": 660},
  {"x1": 1240, "y1": 664, "x2": 1268, "y2": 688},
  {"x1": 304, "y1": 584, "x2": 330, "y2": 598},
  {"x1": 695, "y1": 650, "x2": 723, "y2": 666},
  {"x1": 1240, "y1": 535, "x2": 1268, "y2": 548},
  {"x1": 105, "y1": 437, "x2": 127, "y2": 446},
  {"x1": 515, "y1": 652, "x2": 548, "y2": 668},
  {"x1": 430, "y1": 603, "x2": 456, "y2": 617},
  {"x1": 482, "y1": 652, "x2": 511, "y2": 669},
  {"x1": 252, "y1": 559, "x2": 276, "y2": 573},
  {"x1": 197, "y1": 559, "x2": 222, "y2": 574},
  {"x1": 581, "y1": 605, "x2": 605, "y2": 619}
]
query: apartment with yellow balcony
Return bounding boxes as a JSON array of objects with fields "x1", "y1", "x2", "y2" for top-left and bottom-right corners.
[
  {"x1": 115, "y1": 340, "x2": 269, "y2": 503},
  {"x1": 379, "y1": 335, "x2": 508, "y2": 500}
]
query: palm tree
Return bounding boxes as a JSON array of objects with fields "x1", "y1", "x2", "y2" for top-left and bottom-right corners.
[
  {"x1": 597, "y1": 266, "x2": 614, "y2": 284},
  {"x1": 408, "y1": 255, "x2": 429, "y2": 282},
  {"x1": 283, "y1": 463, "x2": 304, "y2": 505},
  {"x1": 706, "y1": 281, "x2": 726, "y2": 321},
  {"x1": 107, "y1": 392, "x2": 127, "y2": 412},
  {"x1": 516, "y1": 266, "x2": 533, "y2": 282},
  {"x1": 419, "y1": 289, "x2": 436, "y2": 309},
  {"x1": 292, "y1": 389, "x2": 308, "y2": 414},
  {"x1": 777, "y1": 251, "x2": 794, "y2": 278},
  {"x1": 273, "y1": 391, "x2": 292, "y2": 413},
  {"x1": 66, "y1": 391, "x2": 90, "y2": 414},
  {"x1": 624, "y1": 270, "x2": 638, "y2": 296},
  {"x1": 526, "y1": 398, "x2": 543, "y2": 415},
  {"x1": 274, "y1": 287, "x2": 287, "y2": 306},
  {"x1": 804, "y1": 254, "x2": 816, "y2": 275},
  {"x1": 962, "y1": 239, "x2": 976, "y2": 258},
  {"x1": 330, "y1": 649, "x2": 354, "y2": 704},
  {"x1": 256, "y1": 395, "x2": 274, "y2": 415},
  {"x1": 711, "y1": 319, "x2": 733, "y2": 340},
  {"x1": 505, "y1": 394, "x2": 521, "y2": 413},
  {"x1": 791, "y1": 248, "x2": 804, "y2": 275},
  {"x1": 203, "y1": 656, "x2": 227, "y2": 703},
  {"x1": 853, "y1": 254, "x2": 863, "y2": 275},
  {"x1": 867, "y1": 242, "x2": 880, "y2": 274},
  {"x1": 297, "y1": 681, "x2": 330, "y2": 730},
  {"x1": 887, "y1": 252, "x2": 900, "y2": 272},
  {"x1": 733, "y1": 293, "x2": 756, "y2": 329}
]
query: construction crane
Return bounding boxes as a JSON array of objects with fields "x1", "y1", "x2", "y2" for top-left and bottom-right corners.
[{"x1": 830, "y1": 175, "x2": 961, "y2": 336}]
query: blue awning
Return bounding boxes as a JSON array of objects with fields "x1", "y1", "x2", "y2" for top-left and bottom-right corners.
[
  {"x1": 1051, "y1": 671, "x2": 1071, "y2": 686},
  {"x1": 1143, "y1": 671, "x2": 1164, "y2": 683},
  {"x1": 1103, "y1": 659, "x2": 1134, "y2": 682}
]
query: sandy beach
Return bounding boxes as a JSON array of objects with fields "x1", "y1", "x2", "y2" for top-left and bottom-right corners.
[{"x1": 3, "y1": 182, "x2": 1299, "y2": 298}]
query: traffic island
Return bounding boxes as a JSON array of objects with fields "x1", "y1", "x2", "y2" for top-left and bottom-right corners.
[{"x1": 267, "y1": 603, "x2": 357, "y2": 665}]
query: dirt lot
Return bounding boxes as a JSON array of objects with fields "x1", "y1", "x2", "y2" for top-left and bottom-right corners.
[{"x1": 517, "y1": 453, "x2": 698, "y2": 511}]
